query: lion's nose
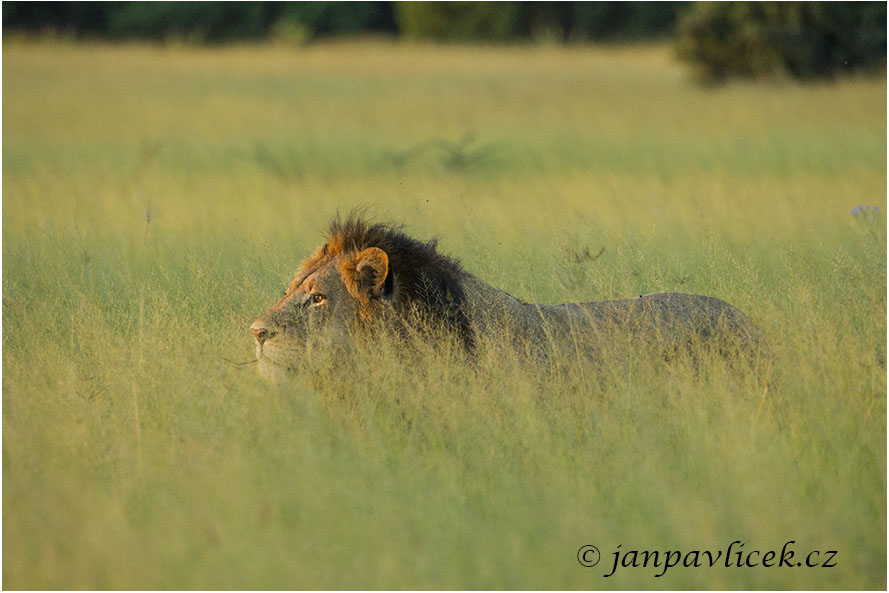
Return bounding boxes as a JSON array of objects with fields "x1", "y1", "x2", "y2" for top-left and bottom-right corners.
[{"x1": 250, "y1": 321, "x2": 276, "y2": 345}]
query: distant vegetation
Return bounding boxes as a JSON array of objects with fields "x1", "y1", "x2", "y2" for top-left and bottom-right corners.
[
  {"x1": 393, "y1": 2, "x2": 684, "y2": 42},
  {"x1": 677, "y1": 2, "x2": 887, "y2": 82},
  {"x1": 1, "y1": 2, "x2": 684, "y2": 43},
  {"x1": 3, "y1": 2, "x2": 884, "y2": 81}
]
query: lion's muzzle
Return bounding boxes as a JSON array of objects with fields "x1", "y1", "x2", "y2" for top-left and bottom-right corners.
[{"x1": 250, "y1": 320, "x2": 276, "y2": 345}]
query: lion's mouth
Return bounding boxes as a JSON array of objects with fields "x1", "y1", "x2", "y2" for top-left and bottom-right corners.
[{"x1": 253, "y1": 336, "x2": 292, "y2": 361}]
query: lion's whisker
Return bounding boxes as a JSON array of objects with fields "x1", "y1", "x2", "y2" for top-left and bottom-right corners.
[{"x1": 222, "y1": 357, "x2": 258, "y2": 366}]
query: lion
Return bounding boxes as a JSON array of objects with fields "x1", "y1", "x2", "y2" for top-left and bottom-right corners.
[{"x1": 250, "y1": 216, "x2": 763, "y2": 372}]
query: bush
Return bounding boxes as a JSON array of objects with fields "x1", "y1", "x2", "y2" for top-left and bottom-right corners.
[
  {"x1": 106, "y1": 2, "x2": 269, "y2": 43},
  {"x1": 270, "y1": 2, "x2": 395, "y2": 42},
  {"x1": 549, "y1": 2, "x2": 685, "y2": 42},
  {"x1": 394, "y1": 2, "x2": 521, "y2": 42},
  {"x1": 394, "y1": 1, "x2": 684, "y2": 43},
  {"x1": 676, "y1": 2, "x2": 887, "y2": 83},
  {"x1": 2, "y1": 1, "x2": 110, "y2": 37}
]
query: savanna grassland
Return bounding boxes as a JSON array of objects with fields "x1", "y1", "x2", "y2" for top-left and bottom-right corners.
[{"x1": 3, "y1": 40, "x2": 886, "y2": 589}]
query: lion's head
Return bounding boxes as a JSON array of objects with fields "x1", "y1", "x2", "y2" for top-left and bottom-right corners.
[{"x1": 250, "y1": 217, "x2": 473, "y2": 371}]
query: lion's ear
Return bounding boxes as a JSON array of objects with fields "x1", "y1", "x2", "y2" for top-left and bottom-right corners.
[{"x1": 346, "y1": 247, "x2": 389, "y2": 299}]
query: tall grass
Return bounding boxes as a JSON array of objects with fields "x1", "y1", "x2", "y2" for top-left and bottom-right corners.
[{"x1": 3, "y1": 41, "x2": 886, "y2": 589}]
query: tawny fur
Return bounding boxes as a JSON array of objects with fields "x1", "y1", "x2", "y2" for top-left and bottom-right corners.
[{"x1": 251, "y1": 216, "x2": 763, "y2": 369}]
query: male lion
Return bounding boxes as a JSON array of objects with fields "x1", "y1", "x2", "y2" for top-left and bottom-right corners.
[{"x1": 251, "y1": 217, "x2": 762, "y2": 371}]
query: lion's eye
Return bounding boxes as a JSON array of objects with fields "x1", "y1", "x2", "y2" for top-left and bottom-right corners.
[{"x1": 310, "y1": 293, "x2": 326, "y2": 305}]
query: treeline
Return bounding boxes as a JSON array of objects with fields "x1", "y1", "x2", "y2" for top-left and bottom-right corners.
[
  {"x1": 1, "y1": 2, "x2": 686, "y2": 43},
  {"x1": 3, "y1": 2, "x2": 885, "y2": 81}
]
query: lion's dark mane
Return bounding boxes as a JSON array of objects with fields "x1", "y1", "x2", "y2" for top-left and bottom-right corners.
[{"x1": 326, "y1": 216, "x2": 474, "y2": 349}]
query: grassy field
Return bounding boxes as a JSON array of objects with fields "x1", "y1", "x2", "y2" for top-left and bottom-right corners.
[{"x1": 3, "y1": 40, "x2": 886, "y2": 589}]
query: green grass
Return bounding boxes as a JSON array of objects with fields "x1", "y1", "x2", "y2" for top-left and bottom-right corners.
[{"x1": 3, "y1": 40, "x2": 886, "y2": 589}]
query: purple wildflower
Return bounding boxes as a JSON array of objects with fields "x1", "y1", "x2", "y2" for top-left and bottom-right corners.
[{"x1": 852, "y1": 204, "x2": 882, "y2": 220}]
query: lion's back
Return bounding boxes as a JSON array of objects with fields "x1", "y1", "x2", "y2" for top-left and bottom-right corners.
[{"x1": 460, "y1": 277, "x2": 764, "y2": 359}]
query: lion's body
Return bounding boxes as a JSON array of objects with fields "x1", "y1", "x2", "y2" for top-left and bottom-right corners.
[
  {"x1": 458, "y1": 274, "x2": 759, "y2": 358},
  {"x1": 251, "y1": 217, "x2": 762, "y2": 370}
]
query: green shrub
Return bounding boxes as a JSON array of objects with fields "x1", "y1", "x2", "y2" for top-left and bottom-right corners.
[
  {"x1": 551, "y1": 2, "x2": 685, "y2": 42},
  {"x1": 394, "y1": 2, "x2": 684, "y2": 43},
  {"x1": 677, "y1": 2, "x2": 887, "y2": 82},
  {"x1": 394, "y1": 1, "x2": 521, "y2": 42},
  {"x1": 271, "y1": 2, "x2": 395, "y2": 42},
  {"x1": 106, "y1": 2, "x2": 268, "y2": 43}
]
